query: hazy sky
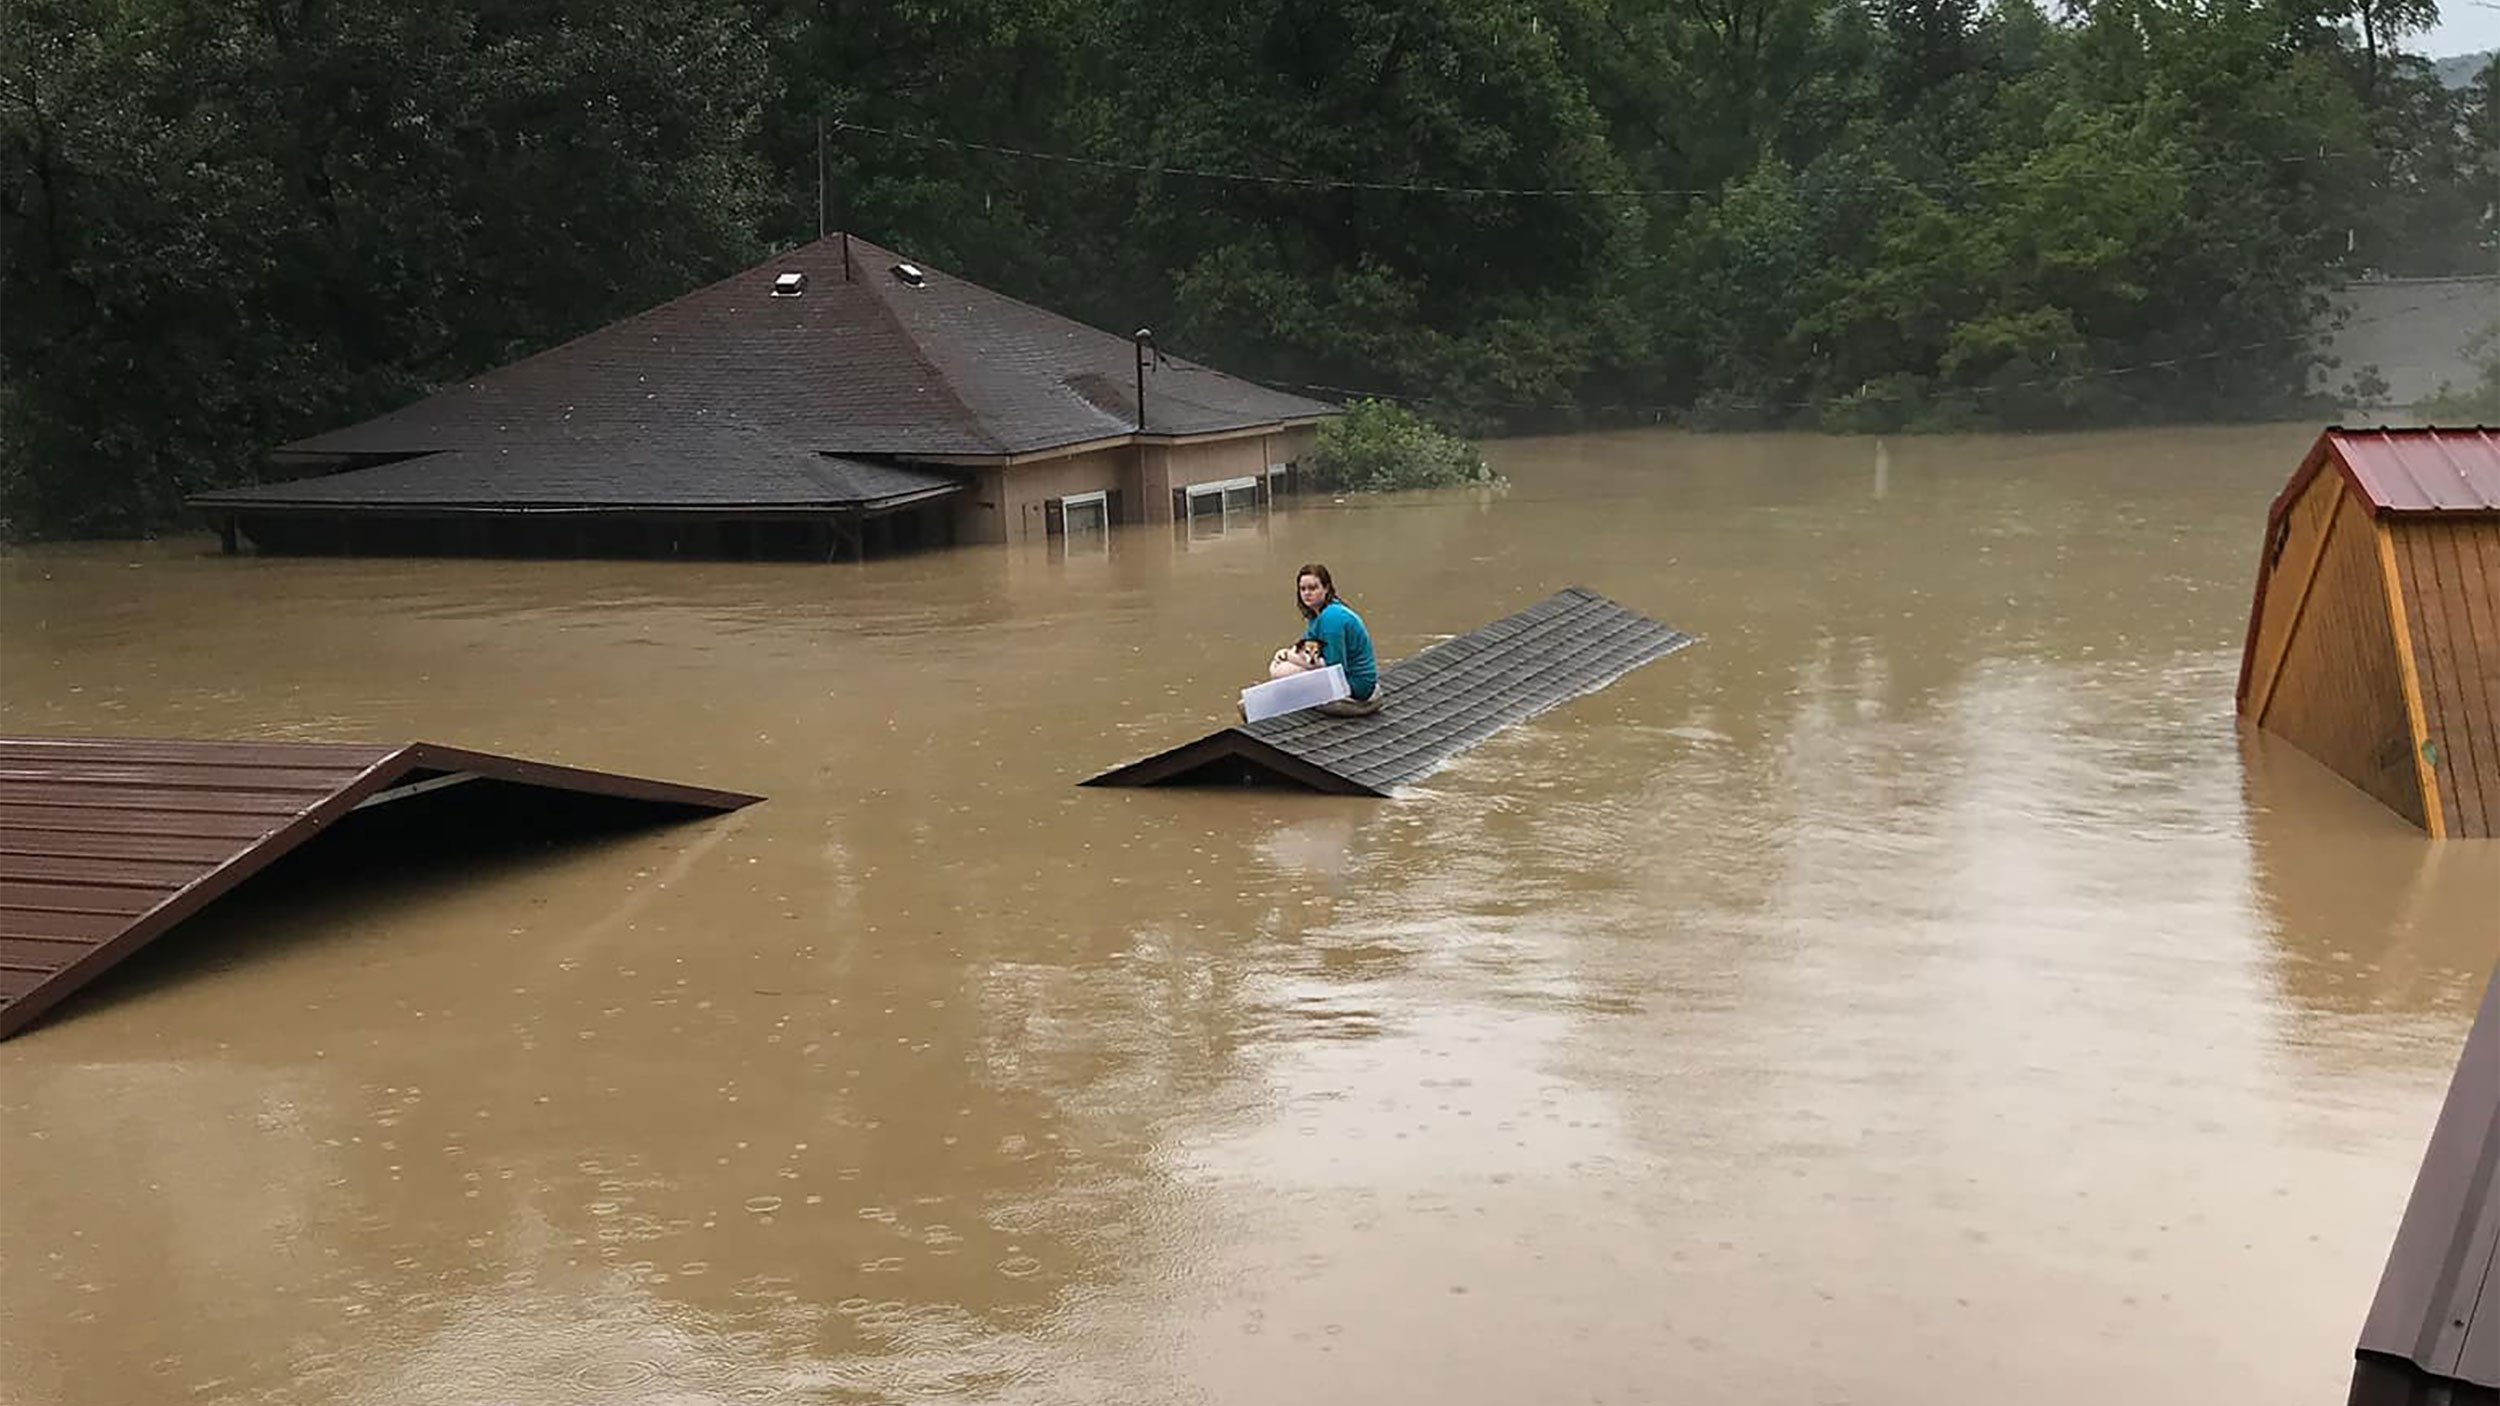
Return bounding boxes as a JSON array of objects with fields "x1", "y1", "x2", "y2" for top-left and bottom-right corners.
[{"x1": 2422, "y1": 3, "x2": 2500, "y2": 57}]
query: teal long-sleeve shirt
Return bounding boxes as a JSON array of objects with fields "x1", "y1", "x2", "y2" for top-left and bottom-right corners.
[{"x1": 1303, "y1": 600, "x2": 1378, "y2": 699}]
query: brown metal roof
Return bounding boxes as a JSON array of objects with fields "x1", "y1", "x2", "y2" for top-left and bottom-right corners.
[
  {"x1": 0, "y1": 737, "x2": 760, "y2": 1040},
  {"x1": 2352, "y1": 966, "x2": 2500, "y2": 1400},
  {"x1": 2330, "y1": 428, "x2": 2500, "y2": 513}
]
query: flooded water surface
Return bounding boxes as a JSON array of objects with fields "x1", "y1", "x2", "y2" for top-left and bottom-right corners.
[{"x1": 3, "y1": 426, "x2": 2493, "y2": 1404}]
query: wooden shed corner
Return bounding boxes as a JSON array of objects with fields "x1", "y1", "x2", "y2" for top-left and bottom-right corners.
[{"x1": 2238, "y1": 427, "x2": 2500, "y2": 838}]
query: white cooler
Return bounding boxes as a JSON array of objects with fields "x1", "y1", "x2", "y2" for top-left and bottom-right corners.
[{"x1": 1240, "y1": 664, "x2": 1351, "y2": 722}]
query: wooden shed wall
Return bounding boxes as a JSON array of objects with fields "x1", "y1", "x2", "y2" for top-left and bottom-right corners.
[
  {"x1": 2247, "y1": 469, "x2": 2346, "y2": 713},
  {"x1": 2248, "y1": 479, "x2": 2427, "y2": 828},
  {"x1": 2390, "y1": 516, "x2": 2500, "y2": 838}
]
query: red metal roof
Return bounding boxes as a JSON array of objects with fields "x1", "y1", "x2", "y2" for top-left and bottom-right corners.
[
  {"x1": 0, "y1": 737, "x2": 759, "y2": 1039},
  {"x1": 2327, "y1": 428, "x2": 2500, "y2": 513},
  {"x1": 2236, "y1": 427, "x2": 2500, "y2": 711}
]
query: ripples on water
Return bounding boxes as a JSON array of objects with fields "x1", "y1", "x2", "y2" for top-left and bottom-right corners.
[{"x1": 1, "y1": 426, "x2": 2492, "y2": 1405}]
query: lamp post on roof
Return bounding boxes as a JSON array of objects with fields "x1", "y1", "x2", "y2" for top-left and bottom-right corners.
[{"x1": 1133, "y1": 327, "x2": 1154, "y2": 433}]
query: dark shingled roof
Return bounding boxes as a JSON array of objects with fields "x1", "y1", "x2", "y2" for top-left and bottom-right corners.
[
  {"x1": 259, "y1": 232, "x2": 1333, "y2": 466},
  {"x1": 192, "y1": 432, "x2": 963, "y2": 512},
  {"x1": 1083, "y1": 588, "x2": 1698, "y2": 796}
]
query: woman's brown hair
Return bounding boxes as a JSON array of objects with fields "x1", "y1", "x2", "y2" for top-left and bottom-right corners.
[{"x1": 1295, "y1": 563, "x2": 1339, "y2": 621}]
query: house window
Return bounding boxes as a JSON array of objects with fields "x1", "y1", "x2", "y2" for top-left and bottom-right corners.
[
  {"x1": 1177, "y1": 476, "x2": 1263, "y2": 540},
  {"x1": 1063, "y1": 490, "x2": 1109, "y2": 534},
  {"x1": 1044, "y1": 489, "x2": 1120, "y2": 544},
  {"x1": 1186, "y1": 476, "x2": 1261, "y2": 515}
]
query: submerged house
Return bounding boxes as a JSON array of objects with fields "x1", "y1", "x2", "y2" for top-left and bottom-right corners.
[
  {"x1": 2237, "y1": 427, "x2": 2500, "y2": 838},
  {"x1": 190, "y1": 234, "x2": 1338, "y2": 559}
]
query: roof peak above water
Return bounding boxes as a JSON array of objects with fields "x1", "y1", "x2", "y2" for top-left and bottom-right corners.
[
  {"x1": 277, "y1": 232, "x2": 1337, "y2": 468},
  {"x1": 2317, "y1": 426, "x2": 2500, "y2": 514}
]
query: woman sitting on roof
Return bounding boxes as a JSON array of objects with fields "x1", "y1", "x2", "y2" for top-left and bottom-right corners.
[{"x1": 1293, "y1": 563, "x2": 1382, "y2": 716}]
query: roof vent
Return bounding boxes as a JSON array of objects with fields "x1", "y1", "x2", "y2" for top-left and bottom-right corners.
[
  {"x1": 770, "y1": 271, "x2": 807, "y2": 297},
  {"x1": 891, "y1": 262, "x2": 925, "y2": 288}
]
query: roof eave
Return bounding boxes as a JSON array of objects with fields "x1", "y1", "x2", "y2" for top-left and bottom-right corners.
[
  {"x1": 1080, "y1": 731, "x2": 1386, "y2": 796},
  {"x1": 907, "y1": 416, "x2": 1340, "y2": 468},
  {"x1": 187, "y1": 498, "x2": 954, "y2": 517}
]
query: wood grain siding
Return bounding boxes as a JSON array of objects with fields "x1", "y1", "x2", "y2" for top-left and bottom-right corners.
[
  {"x1": 2375, "y1": 524, "x2": 2449, "y2": 839},
  {"x1": 2258, "y1": 488, "x2": 2427, "y2": 827},
  {"x1": 2390, "y1": 516, "x2": 2500, "y2": 838},
  {"x1": 2246, "y1": 469, "x2": 2347, "y2": 719}
]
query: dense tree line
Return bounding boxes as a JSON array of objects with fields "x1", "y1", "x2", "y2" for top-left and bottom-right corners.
[{"x1": 4, "y1": 0, "x2": 2493, "y2": 535}]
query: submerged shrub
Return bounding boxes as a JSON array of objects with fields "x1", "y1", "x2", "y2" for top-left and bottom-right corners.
[
  {"x1": 2419, "y1": 325, "x2": 2500, "y2": 421},
  {"x1": 1306, "y1": 400, "x2": 1498, "y2": 493}
]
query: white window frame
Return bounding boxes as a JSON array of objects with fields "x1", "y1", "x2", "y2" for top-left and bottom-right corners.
[
  {"x1": 1061, "y1": 489, "x2": 1110, "y2": 534},
  {"x1": 1185, "y1": 475, "x2": 1262, "y2": 517}
]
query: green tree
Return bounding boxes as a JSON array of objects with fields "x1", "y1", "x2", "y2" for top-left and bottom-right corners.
[
  {"x1": 2, "y1": 0, "x2": 772, "y2": 536},
  {"x1": 1096, "y1": 0, "x2": 1649, "y2": 418},
  {"x1": 5, "y1": 0, "x2": 2493, "y2": 538},
  {"x1": 1306, "y1": 398, "x2": 1496, "y2": 491}
]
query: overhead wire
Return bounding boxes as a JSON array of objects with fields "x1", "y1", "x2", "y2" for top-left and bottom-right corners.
[
  {"x1": 829, "y1": 119, "x2": 2494, "y2": 416},
  {"x1": 831, "y1": 118, "x2": 2401, "y2": 201}
]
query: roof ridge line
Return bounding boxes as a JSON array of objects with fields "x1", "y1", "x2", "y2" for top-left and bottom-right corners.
[
  {"x1": 278, "y1": 249, "x2": 814, "y2": 454},
  {"x1": 824, "y1": 234, "x2": 1014, "y2": 456}
]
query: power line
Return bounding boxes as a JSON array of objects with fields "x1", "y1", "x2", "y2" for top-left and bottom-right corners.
[
  {"x1": 833, "y1": 120, "x2": 1708, "y2": 196},
  {"x1": 833, "y1": 118, "x2": 2397, "y2": 201},
  {"x1": 824, "y1": 119, "x2": 2486, "y2": 412},
  {"x1": 1249, "y1": 294, "x2": 2473, "y2": 418}
]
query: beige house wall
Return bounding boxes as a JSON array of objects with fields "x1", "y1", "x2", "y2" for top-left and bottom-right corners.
[
  {"x1": 1143, "y1": 428, "x2": 1321, "y2": 523},
  {"x1": 943, "y1": 422, "x2": 1327, "y2": 539},
  {"x1": 954, "y1": 467, "x2": 1012, "y2": 545},
  {"x1": 1269, "y1": 424, "x2": 1319, "y2": 469},
  {"x1": 1137, "y1": 445, "x2": 1174, "y2": 524},
  {"x1": 953, "y1": 447, "x2": 1141, "y2": 544},
  {"x1": 1167, "y1": 436, "x2": 1267, "y2": 490}
]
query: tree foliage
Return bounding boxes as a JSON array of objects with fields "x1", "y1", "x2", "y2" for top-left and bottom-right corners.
[
  {"x1": 2, "y1": 0, "x2": 771, "y2": 534},
  {"x1": 1307, "y1": 399, "x2": 1499, "y2": 491},
  {"x1": 2420, "y1": 322, "x2": 2500, "y2": 420},
  {"x1": 3, "y1": 0, "x2": 2492, "y2": 535}
]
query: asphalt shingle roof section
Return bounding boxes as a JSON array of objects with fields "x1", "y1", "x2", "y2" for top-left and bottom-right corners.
[
  {"x1": 191, "y1": 436, "x2": 963, "y2": 511},
  {"x1": 1083, "y1": 588, "x2": 1698, "y2": 796},
  {"x1": 242, "y1": 234, "x2": 1335, "y2": 482}
]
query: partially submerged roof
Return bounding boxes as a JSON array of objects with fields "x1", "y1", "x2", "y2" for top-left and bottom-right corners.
[
  {"x1": 2350, "y1": 966, "x2": 2500, "y2": 1402},
  {"x1": 0, "y1": 737, "x2": 760, "y2": 1040},
  {"x1": 192, "y1": 435, "x2": 964, "y2": 515},
  {"x1": 248, "y1": 233, "x2": 1334, "y2": 476},
  {"x1": 2234, "y1": 425, "x2": 2500, "y2": 838},
  {"x1": 2270, "y1": 428, "x2": 2500, "y2": 531},
  {"x1": 1084, "y1": 588, "x2": 1697, "y2": 796}
]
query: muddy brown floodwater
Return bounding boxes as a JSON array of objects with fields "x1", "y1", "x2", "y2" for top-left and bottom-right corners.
[{"x1": 2, "y1": 425, "x2": 2494, "y2": 1405}]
